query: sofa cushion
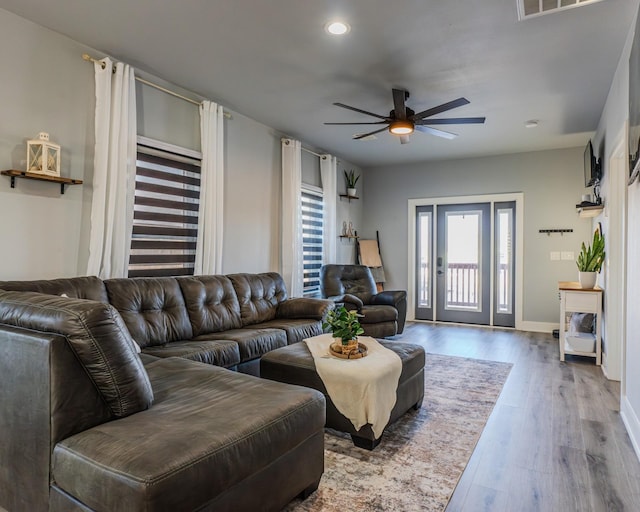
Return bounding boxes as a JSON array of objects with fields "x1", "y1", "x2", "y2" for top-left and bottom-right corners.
[
  {"x1": 142, "y1": 339, "x2": 240, "y2": 368},
  {"x1": 252, "y1": 319, "x2": 323, "y2": 345},
  {"x1": 51, "y1": 357, "x2": 325, "y2": 512},
  {"x1": 0, "y1": 276, "x2": 108, "y2": 302},
  {"x1": 228, "y1": 273, "x2": 288, "y2": 326},
  {"x1": 105, "y1": 277, "x2": 193, "y2": 348},
  {"x1": 194, "y1": 327, "x2": 287, "y2": 362},
  {"x1": 177, "y1": 275, "x2": 242, "y2": 335},
  {"x1": 0, "y1": 290, "x2": 153, "y2": 418}
]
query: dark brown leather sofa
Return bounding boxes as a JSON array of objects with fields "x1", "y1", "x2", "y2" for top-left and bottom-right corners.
[
  {"x1": 320, "y1": 264, "x2": 407, "y2": 338},
  {"x1": 0, "y1": 273, "x2": 331, "y2": 512}
]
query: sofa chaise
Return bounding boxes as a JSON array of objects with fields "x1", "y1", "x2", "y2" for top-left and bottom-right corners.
[{"x1": 0, "y1": 272, "x2": 331, "y2": 511}]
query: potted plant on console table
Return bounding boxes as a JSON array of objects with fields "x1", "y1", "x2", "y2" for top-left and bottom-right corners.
[
  {"x1": 323, "y1": 306, "x2": 365, "y2": 357},
  {"x1": 576, "y1": 227, "x2": 605, "y2": 289}
]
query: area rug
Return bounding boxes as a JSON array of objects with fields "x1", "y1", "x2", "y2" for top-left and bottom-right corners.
[{"x1": 285, "y1": 353, "x2": 512, "y2": 512}]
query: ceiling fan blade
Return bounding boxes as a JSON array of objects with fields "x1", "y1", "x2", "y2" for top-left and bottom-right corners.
[
  {"x1": 392, "y1": 89, "x2": 408, "y2": 120},
  {"x1": 415, "y1": 125, "x2": 458, "y2": 139},
  {"x1": 399, "y1": 135, "x2": 411, "y2": 144},
  {"x1": 418, "y1": 117, "x2": 486, "y2": 125},
  {"x1": 333, "y1": 102, "x2": 388, "y2": 120},
  {"x1": 353, "y1": 126, "x2": 390, "y2": 140},
  {"x1": 324, "y1": 121, "x2": 388, "y2": 125},
  {"x1": 411, "y1": 97, "x2": 470, "y2": 120}
]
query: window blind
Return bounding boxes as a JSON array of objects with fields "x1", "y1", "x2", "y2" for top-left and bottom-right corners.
[
  {"x1": 301, "y1": 187, "x2": 324, "y2": 296},
  {"x1": 128, "y1": 148, "x2": 201, "y2": 277}
]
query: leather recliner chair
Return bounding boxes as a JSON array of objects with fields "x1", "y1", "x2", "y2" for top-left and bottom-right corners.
[{"x1": 320, "y1": 264, "x2": 407, "y2": 338}]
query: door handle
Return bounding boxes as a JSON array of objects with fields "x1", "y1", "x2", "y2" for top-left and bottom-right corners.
[{"x1": 437, "y1": 270, "x2": 444, "y2": 275}]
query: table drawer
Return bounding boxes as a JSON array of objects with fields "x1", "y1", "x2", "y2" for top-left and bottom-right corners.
[{"x1": 564, "y1": 291, "x2": 598, "y2": 312}]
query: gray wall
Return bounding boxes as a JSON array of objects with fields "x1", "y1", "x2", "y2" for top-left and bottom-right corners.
[
  {"x1": 0, "y1": 7, "x2": 354, "y2": 281},
  {"x1": 360, "y1": 148, "x2": 592, "y2": 324},
  {"x1": 594, "y1": 4, "x2": 640, "y2": 455},
  {"x1": 0, "y1": 9, "x2": 95, "y2": 280}
]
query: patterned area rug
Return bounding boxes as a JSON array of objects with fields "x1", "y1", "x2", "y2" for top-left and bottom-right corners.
[{"x1": 285, "y1": 353, "x2": 512, "y2": 512}]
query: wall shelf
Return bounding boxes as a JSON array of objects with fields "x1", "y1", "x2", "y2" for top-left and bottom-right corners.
[
  {"x1": 339, "y1": 194, "x2": 359, "y2": 202},
  {"x1": 339, "y1": 235, "x2": 359, "y2": 240},
  {"x1": 576, "y1": 204, "x2": 604, "y2": 218},
  {"x1": 1, "y1": 170, "x2": 83, "y2": 195}
]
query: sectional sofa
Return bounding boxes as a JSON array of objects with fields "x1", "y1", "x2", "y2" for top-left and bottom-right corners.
[{"x1": 0, "y1": 272, "x2": 333, "y2": 511}]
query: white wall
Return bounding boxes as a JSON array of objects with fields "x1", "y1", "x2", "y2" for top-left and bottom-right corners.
[{"x1": 361, "y1": 148, "x2": 592, "y2": 324}]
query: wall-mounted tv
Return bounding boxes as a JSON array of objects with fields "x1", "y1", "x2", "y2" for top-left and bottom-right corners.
[
  {"x1": 629, "y1": 9, "x2": 640, "y2": 184},
  {"x1": 584, "y1": 140, "x2": 601, "y2": 188}
]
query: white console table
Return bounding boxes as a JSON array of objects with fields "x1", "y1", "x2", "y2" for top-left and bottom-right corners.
[{"x1": 558, "y1": 281, "x2": 602, "y2": 365}]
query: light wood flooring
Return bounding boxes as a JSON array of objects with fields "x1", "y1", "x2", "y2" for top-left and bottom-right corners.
[{"x1": 393, "y1": 322, "x2": 640, "y2": 512}]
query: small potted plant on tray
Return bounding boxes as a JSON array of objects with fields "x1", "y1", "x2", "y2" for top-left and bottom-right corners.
[
  {"x1": 576, "y1": 228, "x2": 605, "y2": 289},
  {"x1": 323, "y1": 306, "x2": 364, "y2": 356},
  {"x1": 344, "y1": 169, "x2": 360, "y2": 197}
]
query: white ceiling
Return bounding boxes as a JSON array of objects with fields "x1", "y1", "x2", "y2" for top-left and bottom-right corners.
[{"x1": 1, "y1": 0, "x2": 638, "y2": 167}]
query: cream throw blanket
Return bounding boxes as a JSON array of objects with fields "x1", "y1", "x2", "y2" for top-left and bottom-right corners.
[{"x1": 304, "y1": 333, "x2": 402, "y2": 439}]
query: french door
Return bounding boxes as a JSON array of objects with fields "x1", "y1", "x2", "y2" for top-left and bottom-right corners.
[
  {"x1": 436, "y1": 203, "x2": 491, "y2": 324},
  {"x1": 413, "y1": 199, "x2": 516, "y2": 327}
]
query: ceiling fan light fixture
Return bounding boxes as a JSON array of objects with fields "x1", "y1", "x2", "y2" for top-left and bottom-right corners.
[
  {"x1": 389, "y1": 120, "x2": 414, "y2": 135},
  {"x1": 325, "y1": 20, "x2": 350, "y2": 35}
]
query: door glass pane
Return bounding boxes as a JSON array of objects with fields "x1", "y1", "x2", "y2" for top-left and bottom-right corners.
[
  {"x1": 445, "y1": 210, "x2": 481, "y2": 311},
  {"x1": 496, "y1": 208, "x2": 513, "y2": 314},
  {"x1": 417, "y1": 211, "x2": 432, "y2": 308}
]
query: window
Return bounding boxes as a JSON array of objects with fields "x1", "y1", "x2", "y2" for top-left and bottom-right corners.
[
  {"x1": 128, "y1": 139, "x2": 202, "y2": 277},
  {"x1": 301, "y1": 185, "x2": 324, "y2": 296}
]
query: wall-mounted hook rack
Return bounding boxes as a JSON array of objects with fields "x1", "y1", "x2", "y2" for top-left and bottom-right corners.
[{"x1": 539, "y1": 228, "x2": 573, "y2": 236}]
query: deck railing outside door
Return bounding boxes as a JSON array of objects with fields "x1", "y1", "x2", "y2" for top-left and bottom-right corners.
[{"x1": 420, "y1": 262, "x2": 509, "y2": 311}]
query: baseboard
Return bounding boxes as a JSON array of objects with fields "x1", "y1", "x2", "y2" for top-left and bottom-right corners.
[
  {"x1": 518, "y1": 321, "x2": 559, "y2": 333},
  {"x1": 621, "y1": 395, "x2": 640, "y2": 463}
]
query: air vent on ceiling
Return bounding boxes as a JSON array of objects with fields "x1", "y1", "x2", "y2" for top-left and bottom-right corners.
[{"x1": 518, "y1": 0, "x2": 606, "y2": 20}]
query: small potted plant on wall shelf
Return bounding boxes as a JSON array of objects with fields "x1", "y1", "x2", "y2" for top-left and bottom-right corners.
[
  {"x1": 576, "y1": 227, "x2": 605, "y2": 289},
  {"x1": 344, "y1": 169, "x2": 360, "y2": 197}
]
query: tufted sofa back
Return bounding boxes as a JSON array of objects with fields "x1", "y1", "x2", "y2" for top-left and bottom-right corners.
[
  {"x1": 320, "y1": 265, "x2": 378, "y2": 304},
  {"x1": 177, "y1": 276, "x2": 242, "y2": 336},
  {"x1": 228, "y1": 273, "x2": 288, "y2": 326},
  {"x1": 0, "y1": 290, "x2": 153, "y2": 418},
  {"x1": 1, "y1": 273, "x2": 301, "y2": 349},
  {"x1": 0, "y1": 276, "x2": 108, "y2": 302},
  {"x1": 105, "y1": 277, "x2": 193, "y2": 348}
]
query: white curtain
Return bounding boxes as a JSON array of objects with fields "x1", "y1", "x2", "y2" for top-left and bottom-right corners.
[
  {"x1": 87, "y1": 58, "x2": 137, "y2": 278},
  {"x1": 320, "y1": 154, "x2": 337, "y2": 264},
  {"x1": 195, "y1": 101, "x2": 225, "y2": 275},
  {"x1": 281, "y1": 138, "x2": 303, "y2": 297}
]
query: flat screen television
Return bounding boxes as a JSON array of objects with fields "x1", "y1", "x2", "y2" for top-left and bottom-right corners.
[
  {"x1": 629, "y1": 9, "x2": 640, "y2": 184},
  {"x1": 584, "y1": 140, "x2": 600, "y2": 187}
]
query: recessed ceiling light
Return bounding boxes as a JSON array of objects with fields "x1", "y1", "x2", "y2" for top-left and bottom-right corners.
[
  {"x1": 525, "y1": 120, "x2": 539, "y2": 128},
  {"x1": 325, "y1": 20, "x2": 350, "y2": 35}
]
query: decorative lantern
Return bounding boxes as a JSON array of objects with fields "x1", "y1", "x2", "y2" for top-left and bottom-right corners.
[{"x1": 27, "y1": 132, "x2": 60, "y2": 177}]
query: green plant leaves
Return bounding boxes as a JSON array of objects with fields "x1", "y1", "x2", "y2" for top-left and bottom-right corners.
[
  {"x1": 343, "y1": 169, "x2": 360, "y2": 188},
  {"x1": 323, "y1": 306, "x2": 365, "y2": 343},
  {"x1": 576, "y1": 229, "x2": 605, "y2": 273}
]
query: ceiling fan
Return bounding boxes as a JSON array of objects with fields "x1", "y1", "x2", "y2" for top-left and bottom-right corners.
[{"x1": 325, "y1": 88, "x2": 486, "y2": 144}]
